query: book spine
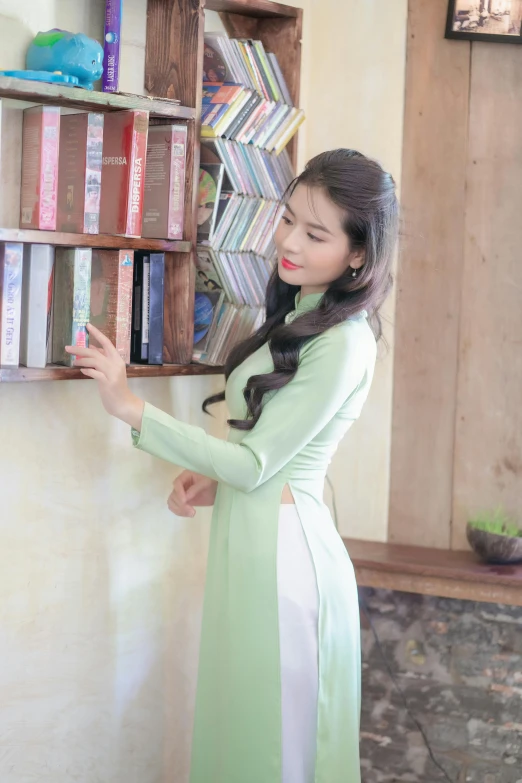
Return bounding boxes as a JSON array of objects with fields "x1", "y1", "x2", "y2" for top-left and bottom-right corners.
[
  {"x1": 53, "y1": 248, "x2": 92, "y2": 366},
  {"x1": 141, "y1": 257, "x2": 150, "y2": 360},
  {"x1": 20, "y1": 244, "x2": 54, "y2": 368},
  {"x1": 39, "y1": 109, "x2": 60, "y2": 230},
  {"x1": 116, "y1": 250, "x2": 134, "y2": 363},
  {"x1": 20, "y1": 108, "x2": 59, "y2": 230},
  {"x1": 147, "y1": 253, "x2": 165, "y2": 365},
  {"x1": 71, "y1": 249, "x2": 92, "y2": 355},
  {"x1": 126, "y1": 112, "x2": 149, "y2": 237},
  {"x1": 102, "y1": 0, "x2": 122, "y2": 93},
  {"x1": 0, "y1": 242, "x2": 23, "y2": 367},
  {"x1": 168, "y1": 126, "x2": 187, "y2": 240},
  {"x1": 84, "y1": 114, "x2": 104, "y2": 233},
  {"x1": 131, "y1": 253, "x2": 148, "y2": 363},
  {"x1": 57, "y1": 114, "x2": 86, "y2": 233}
]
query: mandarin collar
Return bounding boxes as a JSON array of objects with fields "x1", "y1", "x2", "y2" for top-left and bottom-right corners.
[{"x1": 284, "y1": 291, "x2": 324, "y2": 324}]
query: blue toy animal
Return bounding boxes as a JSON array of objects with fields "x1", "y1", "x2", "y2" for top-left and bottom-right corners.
[{"x1": 26, "y1": 29, "x2": 104, "y2": 90}]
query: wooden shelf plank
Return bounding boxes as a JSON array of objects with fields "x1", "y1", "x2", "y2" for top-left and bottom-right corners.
[
  {"x1": 0, "y1": 76, "x2": 195, "y2": 119},
  {"x1": 0, "y1": 228, "x2": 191, "y2": 253},
  {"x1": 345, "y1": 538, "x2": 522, "y2": 607},
  {"x1": 0, "y1": 364, "x2": 225, "y2": 382},
  {"x1": 206, "y1": 0, "x2": 299, "y2": 18}
]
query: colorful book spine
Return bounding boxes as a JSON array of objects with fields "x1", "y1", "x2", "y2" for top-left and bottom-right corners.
[
  {"x1": 20, "y1": 106, "x2": 60, "y2": 230},
  {"x1": 19, "y1": 244, "x2": 54, "y2": 369},
  {"x1": 52, "y1": 248, "x2": 92, "y2": 366},
  {"x1": 90, "y1": 249, "x2": 134, "y2": 363},
  {"x1": 102, "y1": 0, "x2": 122, "y2": 93},
  {"x1": 57, "y1": 113, "x2": 104, "y2": 234},
  {"x1": 0, "y1": 243, "x2": 23, "y2": 367},
  {"x1": 142, "y1": 124, "x2": 187, "y2": 240},
  {"x1": 99, "y1": 110, "x2": 149, "y2": 237}
]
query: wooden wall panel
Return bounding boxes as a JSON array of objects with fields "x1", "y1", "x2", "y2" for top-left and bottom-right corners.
[
  {"x1": 451, "y1": 44, "x2": 522, "y2": 549},
  {"x1": 389, "y1": 0, "x2": 470, "y2": 548}
]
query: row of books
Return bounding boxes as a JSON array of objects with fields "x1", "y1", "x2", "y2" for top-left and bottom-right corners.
[
  {"x1": 204, "y1": 34, "x2": 292, "y2": 105},
  {"x1": 202, "y1": 138, "x2": 293, "y2": 202},
  {"x1": 0, "y1": 242, "x2": 165, "y2": 369},
  {"x1": 199, "y1": 189, "x2": 279, "y2": 260},
  {"x1": 191, "y1": 33, "x2": 302, "y2": 366},
  {"x1": 19, "y1": 105, "x2": 186, "y2": 240},
  {"x1": 202, "y1": 34, "x2": 304, "y2": 153},
  {"x1": 196, "y1": 243, "x2": 272, "y2": 309},
  {"x1": 193, "y1": 245, "x2": 264, "y2": 366}
]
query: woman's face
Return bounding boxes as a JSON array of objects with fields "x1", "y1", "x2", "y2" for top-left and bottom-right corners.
[{"x1": 275, "y1": 183, "x2": 362, "y2": 295}]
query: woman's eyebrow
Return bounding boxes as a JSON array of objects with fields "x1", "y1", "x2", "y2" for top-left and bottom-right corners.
[
  {"x1": 284, "y1": 204, "x2": 333, "y2": 235},
  {"x1": 306, "y1": 220, "x2": 332, "y2": 235}
]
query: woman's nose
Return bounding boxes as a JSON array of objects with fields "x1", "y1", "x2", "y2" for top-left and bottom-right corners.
[{"x1": 281, "y1": 227, "x2": 301, "y2": 255}]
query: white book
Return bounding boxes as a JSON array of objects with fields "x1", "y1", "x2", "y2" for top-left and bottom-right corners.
[
  {"x1": 20, "y1": 244, "x2": 55, "y2": 368},
  {"x1": 0, "y1": 242, "x2": 24, "y2": 367}
]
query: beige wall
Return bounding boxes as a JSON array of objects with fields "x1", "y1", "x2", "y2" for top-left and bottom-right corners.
[{"x1": 0, "y1": 1, "x2": 406, "y2": 780}]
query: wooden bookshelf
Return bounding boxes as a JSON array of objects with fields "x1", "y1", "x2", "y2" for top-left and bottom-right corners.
[
  {"x1": 206, "y1": 0, "x2": 299, "y2": 18},
  {"x1": 0, "y1": 364, "x2": 224, "y2": 383},
  {"x1": 0, "y1": 76, "x2": 195, "y2": 119},
  {"x1": 0, "y1": 228, "x2": 191, "y2": 253},
  {"x1": 1, "y1": 0, "x2": 303, "y2": 380}
]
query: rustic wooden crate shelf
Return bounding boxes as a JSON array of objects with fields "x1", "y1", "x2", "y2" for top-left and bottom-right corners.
[
  {"x1": 205, "y1": 0, "x2": 299, "y2": 17},
  {"x1": 0, "y1": 228, "x2": 191, "y2": 253},
  {"x1": 0, "y1": 364, "x2": 225, "y2": 382},
  {"x1": 0, "y1": 76, "x2": 195, "y2": 119},
  {"x1": 1, "y1": 0, "x2": 302, "y2": 379},
  {"x1": 344, "y1": 538, "x2": 522, "y2": 607}
]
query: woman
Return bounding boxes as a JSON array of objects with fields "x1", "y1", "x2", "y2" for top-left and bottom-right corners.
[{"x1": 67, "y1": 148, "x2": 399, "y2": 783}]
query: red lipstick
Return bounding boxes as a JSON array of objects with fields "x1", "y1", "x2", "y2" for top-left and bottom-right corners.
[{"x1": 281, "y1": 257, "x2": 301, "y2": 271}]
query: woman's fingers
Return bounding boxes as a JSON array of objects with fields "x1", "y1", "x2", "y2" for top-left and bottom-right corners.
[
  {"x1": 87, "y1": 323, "x2": 120, "y2": 358},
  {"x1": 80, "y1": 368, "x2": 106, "y2": 381},
  {"x1": 73, "y1": 356, "x2": 106, "y2": 369},
  {"x1": 167, "y1": 493, "x2": 195, "y2": 517},
  {"x1": 186, "y1": 479, "x2": 206, "y2": 502}
]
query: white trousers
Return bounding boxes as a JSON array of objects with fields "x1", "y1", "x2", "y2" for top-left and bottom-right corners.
[{"x1": 277, "y1": 504, "x2": 320, "y2": 783}]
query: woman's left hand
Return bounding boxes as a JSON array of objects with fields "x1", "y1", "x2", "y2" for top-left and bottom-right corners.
[{"x1": 65, "y1": 323, "x2": 144, "y2": 429}]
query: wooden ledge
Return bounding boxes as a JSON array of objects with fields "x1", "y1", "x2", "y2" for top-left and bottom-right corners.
[{"x1": 344, "y1": 538, "x2": 522, "y2": 607}]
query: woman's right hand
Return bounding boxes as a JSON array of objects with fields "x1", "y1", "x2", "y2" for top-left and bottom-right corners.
[{"x1": 167, "y1": 470, "x2": 218, "y2": 518}]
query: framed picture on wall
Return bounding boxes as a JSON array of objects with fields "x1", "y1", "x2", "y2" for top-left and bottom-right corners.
[{"x1": 445, "y1": 0, "x2": 522, "y2": 43}]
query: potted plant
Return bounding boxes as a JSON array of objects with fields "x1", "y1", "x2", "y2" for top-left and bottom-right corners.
[{"x1": 466, "y1": 508, "x2": 522, "y2": 564}]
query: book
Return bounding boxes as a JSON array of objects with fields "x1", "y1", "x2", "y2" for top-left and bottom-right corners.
[
  {"x1": 203, "y1": 37, "x2": 232, "y2": 83},
  {"x1": 102, "y1": 0, "x2": 122, "y2": 93},
  {"x1": 57, "y1": 113, "x2": 104, "y2": 234},
  {"x1": 147, "y1": 252, "x2": 165, "y2": 365},
  {"x1": 20, "y1": 106, "x2": 60, "y2": 230},
  {"x1": 90, "y1": 249, "x2": 134, "y2": 363},
  {"x1": 131, "y1": 253, "x2": 150, "y2": 363},
  {"x1": 192, "y1": 289, "x2": 224, "y2": 362},
  {"x1": 0, "y1": 243, "x2": 23, "y2": 367},
  {"x1": 19, "y1": 244, "x2": 54, "y2": 368},
  {"x1": 197, "y1": 163, "x2": 225, "y2": 243},
  {"x1": 142, "y1": 123, "x2": 187, "y2": 240},
  {"x1": 267, "y1": 52, "x2": 293, "y2": 106},
  {"x1": 51, "y1": 248, "x2": 92, "y2": 366},
  {"x1": 99, "y1": 110, "x2": 149, "y2": 237}
]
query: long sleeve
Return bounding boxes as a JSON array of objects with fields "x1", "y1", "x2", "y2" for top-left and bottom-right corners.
[{"x1": 132, "y1": 322, "x2": 375, "y2": 493}]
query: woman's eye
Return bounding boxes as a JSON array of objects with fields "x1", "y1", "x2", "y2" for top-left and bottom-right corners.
[
  {"x1": 307, "y1": 232, "x2": 322, "y2": 242},
  {"x1": 281, "y1": 215, "x2": 292, "y2": 225}
]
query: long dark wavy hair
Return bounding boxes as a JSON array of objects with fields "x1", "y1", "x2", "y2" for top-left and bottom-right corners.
[{"x1": 203, "y1": 148, "x2": 399, "y2": 431}]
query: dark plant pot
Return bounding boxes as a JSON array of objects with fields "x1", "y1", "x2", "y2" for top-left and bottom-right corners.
[{"x1": 466, "y1": 522, "x2": 522, "y2": 565}]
